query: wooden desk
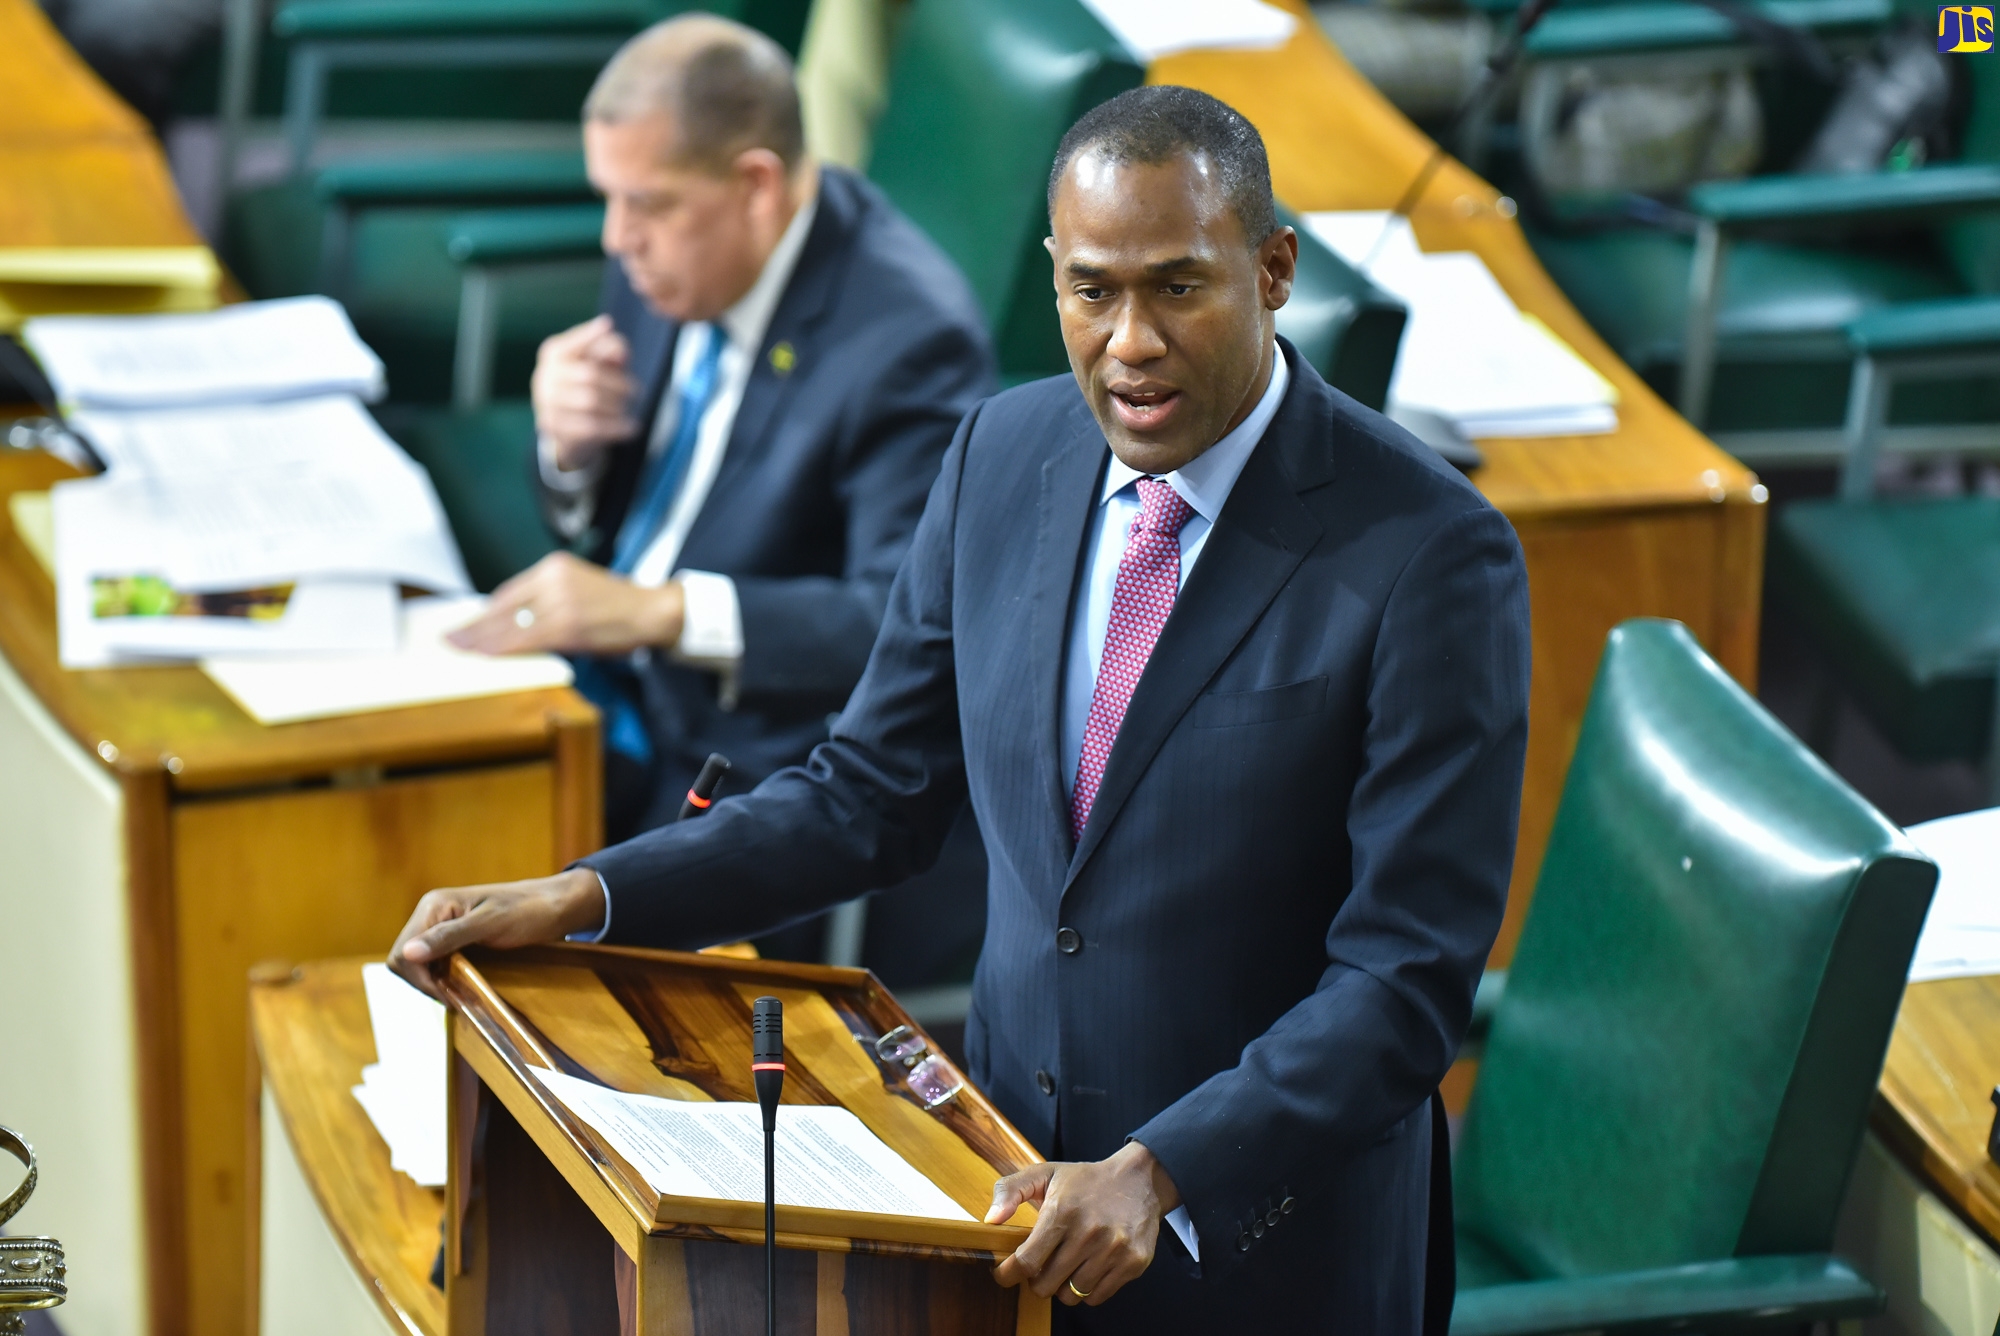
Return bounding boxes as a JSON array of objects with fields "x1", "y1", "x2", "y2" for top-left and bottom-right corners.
[
  {"x1": 1875, "y1": 976, "x2": 2000, "y2": 1248},
  {"x1": 1160, "y1": 8, "x2": 1766, "y2": 964},
  {"x1": 250, "y1": 960, "x2": 446, "y2": 1336}
]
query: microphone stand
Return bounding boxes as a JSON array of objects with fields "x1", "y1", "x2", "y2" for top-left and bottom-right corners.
[{"x1": 752, "y1": 997, "x2": 785, "y2": 1336}]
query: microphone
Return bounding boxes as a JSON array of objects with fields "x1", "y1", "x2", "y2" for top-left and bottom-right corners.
[
  {"x1": 752, "y1": 996, "x2": 784, "y2": 1336},
  {"x1": 678, "y1": 752, "x2": 731, "y2": 822}
]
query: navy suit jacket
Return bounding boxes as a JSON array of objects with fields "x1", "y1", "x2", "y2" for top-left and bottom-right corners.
[
  {"x1": 584, "y1": 339, "x2": 1530, "y2": 1332},
  {"x1": 546, "y1": 166, "x2": 997, "y2": 818}
]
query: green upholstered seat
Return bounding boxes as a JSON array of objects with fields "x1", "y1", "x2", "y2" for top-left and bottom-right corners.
[
  {"x1": 1451, "y1": 618, "x2": 1935, "y2": 1334},
  {"x1": 1850, "y1": 292, "x2": 2000, "y2": 355},
  {"x1": 375, "y1": 401, "x2": 555, "y2": 591},
  {"x1": 1772, "y1": 499, "x2": 2000, "y2": 762}
]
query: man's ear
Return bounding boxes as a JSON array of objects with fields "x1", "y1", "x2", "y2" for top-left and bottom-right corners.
[{"x1": 1261, "y1": 226, "x2": 1299, "y2": 312}]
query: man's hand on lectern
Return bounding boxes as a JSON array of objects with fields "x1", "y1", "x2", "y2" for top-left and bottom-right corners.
[
  {"x1": 388, "y1": 869, "x2": 605, "y2": 997},
  {"x1": 986, "y1": 1140, "x2": 1178, "y2": 1307}
]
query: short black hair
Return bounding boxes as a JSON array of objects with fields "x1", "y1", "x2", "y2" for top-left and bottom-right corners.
[{"x1": 1046, "y1": 86, "x2": 1277, "y2": 247}]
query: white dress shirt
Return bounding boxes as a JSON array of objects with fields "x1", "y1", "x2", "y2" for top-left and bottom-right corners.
[
  {"x1": 540, "y1": 189, "x2": 821, "y2": 678},
  {"x1": 1056, "y1": 346, "x2": 1288, "y2": 1264}
]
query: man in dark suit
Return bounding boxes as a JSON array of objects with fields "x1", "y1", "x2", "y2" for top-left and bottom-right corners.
[
  {"x1": 396, "y1": 86, "x2": 1529, "y2": 1332},
  {"x1": 448, "y1": 13, "x2": 996, "y2": 839}
]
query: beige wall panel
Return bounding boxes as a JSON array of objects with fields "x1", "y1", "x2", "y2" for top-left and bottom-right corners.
[{"x1": 258, "y1": 1084, "x2": 403, "y2": 1336}]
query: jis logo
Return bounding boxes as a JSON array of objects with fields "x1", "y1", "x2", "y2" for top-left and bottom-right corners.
[{"x1": 1938, "y1": 5, "x2": 1995, "y2": 51}]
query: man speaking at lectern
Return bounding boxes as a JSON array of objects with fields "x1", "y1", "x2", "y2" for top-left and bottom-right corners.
[{"x1": 394, "y1": 87, "x2": 1530, "y2": 1333}]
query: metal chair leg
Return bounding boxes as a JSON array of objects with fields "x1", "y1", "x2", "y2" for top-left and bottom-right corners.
[
  {"x1": 1679, "y1": 219, "x2": 1730, "y2": 428},
  {"x1": 217, "y1": 0, "x2": 264, "y2": 202},
  {"x1": 1837, "y1": 355, "x2": 1893, "y2": 501},
  {"x1": 452, "y1": 267, "x2": 500, "y2": 411}
]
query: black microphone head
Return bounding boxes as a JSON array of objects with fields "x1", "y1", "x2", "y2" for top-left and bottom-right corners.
[{"x1": 753, "y1": 996, "x2": 784, "y2": 1065}]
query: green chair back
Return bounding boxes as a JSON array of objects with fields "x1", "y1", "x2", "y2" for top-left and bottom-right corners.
[
  {"x1": 1455, "y1": 619, "x2": 1935, "y2": 1282},
  {"x1": 1944, "y1": 56, "x2": 2000, "y2": 295},
  {"x1": 867, "y1": 0, "x2": 1140, "y2": 381}
]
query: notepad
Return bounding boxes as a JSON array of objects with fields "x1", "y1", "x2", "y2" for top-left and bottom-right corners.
[
  {"x1": 22, "y1": 296, "x2": 385, "y2": 408},
  {"x1": 202, "y1": 596, "x2": 573, "y2": 724},
  {"x1": 538, "y1": 1069, "x2": 975, "y2": 1222}
]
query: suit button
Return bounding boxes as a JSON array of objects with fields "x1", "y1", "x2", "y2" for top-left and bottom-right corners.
[
  {"x1": 1281, "y1": 1196, "x2": 1296, "y2": 1215},
  {"x1": 1056, "y1": 927, "x2": 1082, "y2": 955},
  {"x1": 1251, "y1": 1217, "x2": 1266, "y2": 1238},
  {"x1": 1266, "y1": 1207, "x2": 1281, "y2": 1227},
  {"x1": 1035, "y1": 1069, "x2": 1055, "y2": 1096},
  {"x1": 1237, "y1": 1231, "x2": 1251, "y2": 1253}
]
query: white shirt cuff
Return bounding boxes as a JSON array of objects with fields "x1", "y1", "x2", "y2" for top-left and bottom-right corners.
[
  {"x1": 565, "y1": 870, "x2": 612, "y2": 943},
  {"x1": 669, "y1": 569, "x2": 744, "y2": 668},
  {"x1": 537, "y1": 432, "x2": 606, "y2": 493},
  {"x1": 1165, "y1": 1205, "x2": 1199, "y2": 1263}
]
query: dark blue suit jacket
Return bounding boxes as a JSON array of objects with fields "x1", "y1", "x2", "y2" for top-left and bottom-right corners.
[
  {"x1": 585, "y1": 339, "x2": 1530, "y2": 1332},
  {"x1": 547, "y1": 166, "x2": 997, "y2": 823}
]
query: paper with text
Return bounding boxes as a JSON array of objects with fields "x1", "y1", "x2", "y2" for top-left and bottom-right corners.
[{"x1": 538, "y1": 1070, "x2": 975, "y2": 1222}]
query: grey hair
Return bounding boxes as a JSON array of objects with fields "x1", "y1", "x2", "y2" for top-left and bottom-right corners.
[
  {"x1": 1047, "y1": 86, "x2": 1277, "y2": 247},
  {"x1": 584, "y1": 13, "x2": 804, "y2": 174}
]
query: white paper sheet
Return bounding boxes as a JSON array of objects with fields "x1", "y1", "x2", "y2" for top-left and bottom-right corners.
[
  {"x1": 352, "y1": 963, "x2": 448, "y2": 1188},
  {"x1": 1304, "y1": 211, "x2": 1620, "y2": 440},
  {"x1": 1079, "y1": 0, "x2": 1296, "y2": 60},
  {"x1": 1904, "y1": 808, "x2": 2000, "y2": 982},
  {"x1": 538, "y1": 1070, "x2": 974, "y2": 1221},
  {"x1": 23, "y1": 296, "x2": 385, "y2": 409},
  {"x1": 202, "y1": 595, "x2": 573, "y2": 724}
]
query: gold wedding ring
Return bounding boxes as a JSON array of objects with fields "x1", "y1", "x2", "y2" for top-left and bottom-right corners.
[{"x1": 1066, "y1": 1280, "x2": 1091, "y2": 1300}]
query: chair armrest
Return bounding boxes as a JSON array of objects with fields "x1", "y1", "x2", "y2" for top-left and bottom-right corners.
[
  {"x1": 1689, "y1": 164, "x2": 2000, "y2": 228},
  {"x1": 314, "y1": 152, "x2": 591, "y2": 206},
  {"x1": 1850, "y1": 295, "x2": 2000, "y2": 356},
  {"x1": 445, "y1": 204, "x2": 606, "y2": 266},
  {"x1": 274, "y1": 0, "x2": 644, "y2": 40},
  {"x1": 1451, "y1": 1254, "x2": 1883, "y2": 1336},
  {"x1": 1525, "y1": 0, "x2": 1887, "y2": 59}
]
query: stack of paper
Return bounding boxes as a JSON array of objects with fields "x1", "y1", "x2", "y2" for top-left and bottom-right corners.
[
  {"x1": 352, "y1": 964, "x2": 448, "y2": 1188},
  {"x1": 0, "y1": 246, "x2": 221, "y2": 333},
  {"x1": 538, "y1": 1069, "x2": 975, "y2": 1221},
  {"x1": 1079, "y1": 0, "x2": 1296, "y2": 60},
  {"x1": 22, "y1": 295, "x2": 384, "y2": 408},
  {"x1": 1904, "y1": 808, "x2": 2000, "y2": 982},
  {"x1": 1305, "y1": 212, "x2": 1620, "y2": 439},
  {"x1": 203, "y1": 595, "x2": 573, "y2": 725},
  {"x1": 52, "y1": 396, "x2": 468, "y2": 667}
]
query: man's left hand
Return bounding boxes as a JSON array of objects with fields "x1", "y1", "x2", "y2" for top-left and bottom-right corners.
[
  {"x1": 447, "y1": 551, "x2": 684, "y2": 656},
  {"x1": 987, "y1": 1140, "x2": 1179, "y2": 1307}
]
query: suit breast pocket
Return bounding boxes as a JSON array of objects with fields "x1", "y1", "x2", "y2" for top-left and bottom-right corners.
[{"x1": 1191, "y1": 675, "x2": 1329, "y2": 729}]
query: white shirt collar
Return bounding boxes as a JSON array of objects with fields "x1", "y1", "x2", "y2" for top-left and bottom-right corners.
[
  {"x1": 1099, "y1": 345, "x2": 1290, "y2": 519},
  {"x1": 714, "y1": 177, "x2": 820, "y2": 353}
]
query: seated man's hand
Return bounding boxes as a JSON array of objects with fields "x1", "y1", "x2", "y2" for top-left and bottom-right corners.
[
  {"x1": 448, "y1": 551, "x2": 685, "y2": 656},
  {"x1": 389, "y1": 868, "x2": 605, "y2": 998},
  {"x1": 987, "y1": 1140, "x2": 1178, "y2": 1307},
  {"x1": 533, "y1": 314, "x2": 637, "y2": 471}
]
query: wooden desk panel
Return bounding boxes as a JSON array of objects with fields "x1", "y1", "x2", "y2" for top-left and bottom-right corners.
[
  {"x1": 250, "y1": 960, "x2": 446, "y2": 1336},
  {"x1": 1875, "y1": 975, "x2": 2000, "y2": 1248},
  {"x1": 1159, "y1": 10, "x2": 1766, "y2": 960}
]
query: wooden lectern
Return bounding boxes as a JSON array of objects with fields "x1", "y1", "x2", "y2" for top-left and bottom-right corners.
[{"x1": 440, "y1": 945, "x2": 1051, "y2": 1335}]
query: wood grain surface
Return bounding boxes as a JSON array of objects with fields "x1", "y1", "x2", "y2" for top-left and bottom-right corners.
[
  {"x1": 1158, "y1": 4, "x2": 1767, "y2": 962},
  {"x1": 249, "y1": 960, "x2": 447, "y2": 1336},
  {"x1": 446, "y1": 946, "x2": 1044, "y2": 1257},
  {"x1": 1874, "y1": 974, "x2": 2000, "y2": 1247}
]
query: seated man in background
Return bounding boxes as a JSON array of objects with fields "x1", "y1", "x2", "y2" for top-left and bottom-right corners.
[{"x1": 449, "y1": 12, "x2": 996, "y2": 842}]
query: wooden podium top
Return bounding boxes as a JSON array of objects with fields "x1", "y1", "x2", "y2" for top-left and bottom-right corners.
[
  {"x1": 445, "y1": 945, "x2": 1042, "y2": 1262},
  {"x1": 1874, "y1": 974, "x2": 2000, "y2": 1248}
]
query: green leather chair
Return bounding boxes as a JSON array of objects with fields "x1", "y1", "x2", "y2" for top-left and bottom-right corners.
[
  {"x1": 1452, "y1": 617, "x2": 1936, "y2": 1336},
  {"x1": 1766, "y1": 295, "x2": 2000, "y2": 791},
  {"x1": 1525, "y1": 45, "x2": 2000, "y2": 464}
]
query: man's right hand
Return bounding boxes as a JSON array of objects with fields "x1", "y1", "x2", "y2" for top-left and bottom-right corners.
[
  {"x1": 532, "y1": 314, "x2": 638, "y2": 471},
  {"x1": 389, "y1": 868, "x2": 606, "y2": 998}
]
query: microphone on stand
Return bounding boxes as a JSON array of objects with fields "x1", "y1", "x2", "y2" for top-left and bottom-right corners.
[
  {"x1": 678, "y1": 752, "x2": 731, "y2": 822},
  {"x1": 752, "y1": 996, "x2": 784, "y2": 1336}
]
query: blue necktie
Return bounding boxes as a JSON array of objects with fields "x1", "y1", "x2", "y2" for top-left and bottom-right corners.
[
  {"x1": 577, "y1": 324, "x2": 725, "y2": 771},
  {"x1": 612, "y1": 324, "x2": 725, "y2": 574}
]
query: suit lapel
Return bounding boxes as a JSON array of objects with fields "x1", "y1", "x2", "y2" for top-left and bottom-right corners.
[
  {"x1": 1029, "y1": 405, "x2": 1110, "y2": 869},
  {"x1": 1063, "y1": 372, "x2": 1327, "y2": 891}
]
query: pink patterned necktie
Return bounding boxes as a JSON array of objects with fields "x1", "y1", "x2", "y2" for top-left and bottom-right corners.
[{"x1": 1071, "y1": 477, "x2": 1196, "y2": 841}]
